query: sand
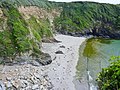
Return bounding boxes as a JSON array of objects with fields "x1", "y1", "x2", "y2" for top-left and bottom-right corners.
[{"x1": 41, "y1": 34, "x2": 86, "y2": 90}]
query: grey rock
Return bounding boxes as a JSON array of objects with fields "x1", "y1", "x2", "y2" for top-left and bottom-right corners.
[
  {"x1": 53, "y1": 56, "x2": 56, "y2": 60},
  {"x1": 20, "y1": 80, "x2": 28, "y2": 88},
  {"x1": 36, "y1": 53, "x2": 52, "y2": 65},
  {"x1": 34, "y1": 73, "x2": 40, "y2": 79},
  {"x1": 5, "y1": 81, "x2": 12, "y2": 88},
  {"x1": 55, "y1": 51, "x2": 64, "y2": 54},
  {"x1": 60, "y1": 45, "x2": 65, "y2": 48},
  {"x1": 47, "y1": 82, "x2": 53, "y2": 90},
  {"x1": 25, "y1": 86, "x2": 31, "y2": 90},
  {"x1": 30, "y1": 76, "x2": 37, "y2": 84},
  {"x1": 57, "y1": 63, "x2": 60, "y2": 66},
  {"x1": 6, "y1": 77, "x2": 12, "y2": 81},
  {"x1": 11, "y1": 80, "x2": 19, "y2": 89},
  {"x1": 0, "y1": 81, "x2": 5, "y2": 90},
  {"x1": 32, "y1": 84, "x2": 39, "y2": 90},
  {"x1": 29, "y1": 61, "x2": 40, "y2": 66}
]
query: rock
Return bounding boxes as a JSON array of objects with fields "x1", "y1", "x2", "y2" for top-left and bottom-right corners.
[
  {"x1": 42, "y1": 38, "x2": 61, "y2": 43},
  {"x1": 55, "y1": 51, "x2": 64, "y2": 54},
  {"x1": 40, "y1": 85, "x2": 44, "y2": 90},
  {"x1": 0, "y1": 81, "x2": 6, "y2": 90},
  {"x1": 57, "y1": 63, "x2": 60, "y2": 66},
  {"x1": 6, "y1": 77, "x2": 12, "y2": 81},
  {"x1": 34, "y1": 73, "x2": 40, "y2": 79},
  {"x1": 36, "y1": 53, "x2": 52, "y2": 65},
  {"x1": 11, "y1": 80, "x2": 20, "y2": 89},
  {"x1": 29, "y1": 76, "x2": 38, "y2": 84},
  {"x1": 41, "y1": 78, "x2": 47, "y2": 86},
  {"x1": 47, "y1": 82, "x2": 53, "y2": 90},
  {"x1": 29, "y1": 61, "x2": 40, "y2": 66},
  {"x1": 14, "y1": 69, "x2": 18, "y2": 72},
  {"x1": 25, "y1": 86, "x2": 31, "y2": 90},
  {"x1": 5, "y1": 81, "x2": 12, "y2": 88},
  {"x1": 20, "y1": 80, "x2": 29, "y2": 88},
  {"x1": 60, "y1": 45, "x2": 65, "y2": 48},
  {"x1": 32, "y1": 84, "x2": 39, "y2": 90},
  {"x1": 53, "y1": 68, "x2": 56, "y2": 71},
  {"x1": 53, "y1": 56, "x2": 56, "y2": 60}
]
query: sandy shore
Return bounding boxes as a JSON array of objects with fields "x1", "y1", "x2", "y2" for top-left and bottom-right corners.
[
  {"x1": 0, "y1": 34, "x2": 86, "y2": 90},
  {"x1": 41, "y1": 34, "x2": 86, "y2": 90}
]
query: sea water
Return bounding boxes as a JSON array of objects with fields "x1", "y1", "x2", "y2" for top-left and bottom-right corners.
[{"x1": 76, "y1": 38, "x2": 120, "y2": 90}]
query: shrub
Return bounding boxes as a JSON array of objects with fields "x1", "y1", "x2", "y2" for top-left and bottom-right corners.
[{"x1": 97, "y1": 56, "x2": 120, "y2": 90}]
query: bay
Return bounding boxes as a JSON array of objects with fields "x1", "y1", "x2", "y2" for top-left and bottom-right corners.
[{"x1": 75, "y1": 38, "x2": 120, "y2": 90}]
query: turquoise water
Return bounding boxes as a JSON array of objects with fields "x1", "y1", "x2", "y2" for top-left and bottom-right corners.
[{"x1": 76, "y1": 38, "x2": 120, "y2": 90}]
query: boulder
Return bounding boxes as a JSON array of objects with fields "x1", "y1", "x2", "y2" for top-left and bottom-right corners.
[
  {"x1": 55, "y1": 51, "x2": 64, "y2": 54},
  {"x1": 60, "y1": 45, "x2": 65, "y2": 48},
  {"x1": 36, "y1": 53, "x2": 52, "y2": 65}
]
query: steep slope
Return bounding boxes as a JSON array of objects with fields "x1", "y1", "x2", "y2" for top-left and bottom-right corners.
[
  {"x1": 0, "y1": 2, "x2": 56, "y2": 64},
  {"x1": 1, "y1": 0, "x2": 120, "y2": 39},
  {"x1": 54, "y1": 2, "x2": 120, "y2": 38}
]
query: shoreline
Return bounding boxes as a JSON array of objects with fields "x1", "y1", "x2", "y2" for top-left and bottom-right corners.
[
  {"x1": 41, "y1": 34, "x2": 86, "y2": 90},
  {"x1": 0, "y1": 34, "x2": 86, "y2": 90}
]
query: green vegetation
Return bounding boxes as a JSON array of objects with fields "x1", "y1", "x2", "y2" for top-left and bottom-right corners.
[
  {"x1": 0, "y1": 2, "x2": 53, "y2": 61},
  {"x1": 97, "y1": 56, "x2": 120, "y2": 90},
  {"x1": 0, "y1": 2, "x2": 31, "y2": 58},
  {"x1": 54, "y1": 2, "x2": 120, "y2": 34},
  {"x1": 27, "y1": 16, "x2": 53, "y2": 39},
  {"x1": 1, "y1": 1, "x2": 120, "y2": 35},
  {"x1": 0, "y1": 0, "x2": 58, "y2": 9}
]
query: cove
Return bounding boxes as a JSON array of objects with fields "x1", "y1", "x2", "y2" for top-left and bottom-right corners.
[{"x1": 75, "y1": 38, "x2": 120, "y2": 90}]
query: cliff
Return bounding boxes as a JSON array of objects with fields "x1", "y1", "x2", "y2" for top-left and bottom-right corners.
[
  {"x1": 54, "y1": 2, "x2": 120, "y2": 39},
  {"x1": 0, "y1": 0, "x2": 120, "y2": 64},
  {"x1": 0, "y1": 2, "x2": 60, "y2": 65}
]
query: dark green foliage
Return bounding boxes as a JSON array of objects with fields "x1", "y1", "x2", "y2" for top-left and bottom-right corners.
[
  {"x1": 97, "y1": 56, "x2": 120, "y2": 90},
  {"x1": 116, "y1": 16, "x2": 120, "y2": 30},
  {"x1": 0, "y1": 2, "x2": 53, "y2": 60},
  {"x1": 0, "y1": 30, "x2": 15, "y2": 57},
  {"x1": 54, "y1": 2, "x2": 120, "y2": 33},
  {"x1": 27, "y1": 16, "x2": 53, "y2": 39},
  {"x1": 0, "y1": 0, "x2": 57, "y2": 9},
  {"x1": 0, "y1": 2, "x2": 35, "y2": 58},
  {"x1": 4, "y1": 2, "x2": 31, "y2": 53}
]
